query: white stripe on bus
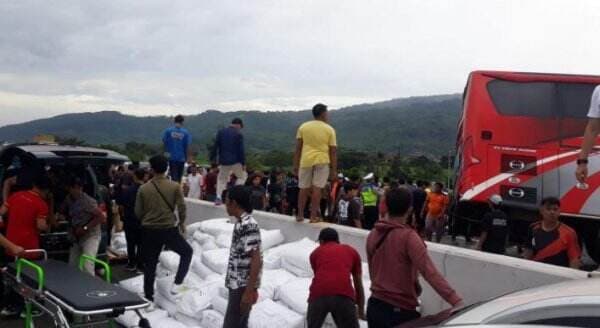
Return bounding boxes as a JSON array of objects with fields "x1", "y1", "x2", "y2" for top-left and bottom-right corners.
[{"x1": 461, "y1": 150, "x2": 580, "y2": 201}]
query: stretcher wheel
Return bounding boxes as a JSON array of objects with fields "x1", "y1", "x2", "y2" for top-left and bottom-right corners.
[{"x1": 138, "y1": 318, "x2": 151, "y2": 328}]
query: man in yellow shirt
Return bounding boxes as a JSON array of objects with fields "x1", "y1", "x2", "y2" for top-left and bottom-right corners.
[{"x1": 294, "y1": 104, "x2": 338, "y2": 223}]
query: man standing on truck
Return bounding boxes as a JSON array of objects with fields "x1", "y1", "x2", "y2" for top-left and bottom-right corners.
[
  {"x1": 294, "y1": 103, "x2": 338, "y2": 223},
  {"x1": 223, "y1": 185, "x2": 262, "y2": 328},
  {"x1": 524, "y1": 197, "x2": 581, "y2": 269},
  {"x1": 162, "y1": 114, "x2": 192, "y2": 183},
  {"x1": 136, "y1": 155, "x2": 193, "y2": 309},
  {"x1": 211, "y1": 118, "x2": 247, "y2": 206},
  {"x1": 307, "y1": 227, "x2": 365, "y2": 328}
]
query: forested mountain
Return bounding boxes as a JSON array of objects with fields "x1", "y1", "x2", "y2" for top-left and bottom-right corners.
[{"x1": 0, "y1": 94, "x2": 462, "y2": 156}]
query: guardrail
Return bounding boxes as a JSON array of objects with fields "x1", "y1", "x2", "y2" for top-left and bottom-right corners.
[{"x1": 185, "y1": 199, "x2": 589, "y2": 314}]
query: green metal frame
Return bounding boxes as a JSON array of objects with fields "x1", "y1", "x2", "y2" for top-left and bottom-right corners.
[
  {"x1": 79, "y1": 255, "x2": 112, "y2": 283},
  {"x1": 78, "y1": 255, "x2": 117, "y2": 327},
  {"x1": 16, "y1": 258, "x2": 45, "y2": 290},
  {"x1": 16, "y1": 258, "x2": 45, "y2": 328}
]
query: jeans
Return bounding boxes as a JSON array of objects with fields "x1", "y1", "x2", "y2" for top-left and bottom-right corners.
[
  {"x1": 367, "y1": 297, "x2": 420, "y2": 328},
  {"x1": 307, "y1": 295, "x2": 359, "y2": 328},
  {"x1": 425, "y1": 216, "x2": 446, "y2": 242},
  {"x1": 69, "y1": 226, "x2": 101, "y2": 276},
  {"x1": 223, "y1": 287, "x2": 250, "y2": 328},
  {"x1": 141, "y1": 226, "x2": 193, "y2": 301},
  {"x1": 169, "y1": 161, "x2": 185, "y2": 183},
  {"x1": 364, "y1": 206, "x2": 379, "y2": 230},
  {"x1": 124, "y1": 222, "x2": 142, "y2": 268}
]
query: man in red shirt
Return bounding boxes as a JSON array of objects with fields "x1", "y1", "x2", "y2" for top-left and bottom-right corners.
[
  {"x1": 0, "y1": 175, "x2": 50, "y2": 318},
  {"x1": 307, "y1": 228, "x2": 365, "y2": 328},
  {"x1": 0, "y1": 175, "x2": 50, "y2": 256}
]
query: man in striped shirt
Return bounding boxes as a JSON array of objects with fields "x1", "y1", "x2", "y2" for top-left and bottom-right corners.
[{"x1": 224, "y1": 185, "x2": 263, "y2": 328}]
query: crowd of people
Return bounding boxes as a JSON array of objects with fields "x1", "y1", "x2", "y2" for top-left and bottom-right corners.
[{"x1": 0, "y1": 102, "x2": 594, "y2": 328}]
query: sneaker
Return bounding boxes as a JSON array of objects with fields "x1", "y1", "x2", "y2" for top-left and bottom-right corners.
[
  {"x1": 170, "y1": 284, "x2": 189, "y2": 299},
  {"x1": 125, "y1": 264, "x2": 137, "y2": 272},
  {"x1": 1, "y1": 306, "x2": 19, "y2": 318},
  {"x1": 214, "y1": 197, "x2": 223, "y2": 206},
  {"x1": 145, "y1": 302, "x2": 156, "y2": 313}
]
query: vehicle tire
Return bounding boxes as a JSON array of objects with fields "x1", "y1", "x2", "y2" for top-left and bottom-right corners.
[
  {"x1": 451, "y1": 201, "x2": 486, "y2": 242},
  {"x1": 579, "y1": 220, "x2": 600, "y2": 264}
]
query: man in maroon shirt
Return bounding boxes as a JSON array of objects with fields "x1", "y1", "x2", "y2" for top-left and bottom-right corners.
[
  {"x1": 366, "y1": 187, "x2": 463, "y2": 328},
  {"x1": 307, "y1": 228, "x2": 365, "y2": 328}
]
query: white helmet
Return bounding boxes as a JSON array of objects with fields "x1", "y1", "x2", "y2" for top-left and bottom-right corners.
[{"x1": 363, "y1": 172, "x2": 374, "y2": 180}]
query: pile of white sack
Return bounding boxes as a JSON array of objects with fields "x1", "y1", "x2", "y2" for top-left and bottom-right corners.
[
  {"x1": 109, "y1": 229, "x2": 128, "y2": 257},
  {"x1": 117, "y1": 218, "x2": 369, "y2": 328}
]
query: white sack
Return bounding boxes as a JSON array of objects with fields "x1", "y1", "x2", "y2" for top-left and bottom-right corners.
[
  {"x1": 200, "y1": 309, "x2": 225, "y2": 328},
  {"x1": 259, "y1": 269, "x2": 296, "y2": 301},
  {"x1": 277, "y1": 278, "x2": 312, "y2": 315},
  {"x1": 260, "y1": 229, "x2": 285, "y2": 251},
  {"x1": 119, "y1": 274, "x2": 144, "y2": 295},
  {"x1": 249, "y1": 299, "x2": 304, "y2": 328},
  {"x1": 202, "y1": 248, "x2": 230, "y2": 274},
  {"x1": 281, "y1": 238, "x2": 318, "y2": 277},
  {"x1": 158, "y1": 251, "x2": 180, "y2": 272}
]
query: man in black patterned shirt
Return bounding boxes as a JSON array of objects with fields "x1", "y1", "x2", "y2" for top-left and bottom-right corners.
[{"x1": 224, "y1": 185, "x2": 262, "y2": 328}]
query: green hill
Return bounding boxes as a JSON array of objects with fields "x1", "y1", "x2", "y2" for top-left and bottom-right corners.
[{"x1": 0, "y1": 94, "x2": 462, "y2": 157}]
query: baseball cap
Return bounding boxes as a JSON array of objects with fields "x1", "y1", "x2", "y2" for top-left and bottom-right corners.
[
  {"x1": 231, "y1": 118, "x2": 244, "y2": 128},
  {"x1": 489, "y1": 194, "x2": 503, "y2": 205}
]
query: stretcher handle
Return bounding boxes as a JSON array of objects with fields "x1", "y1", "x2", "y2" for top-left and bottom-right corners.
[
  {"x1": 16, "y1": 249, "x2": 48, "y2": 261},
  {"x1": 79, "y1": 255, "x2": 112, "y2": 283},
  {"x1": 16, "y1": 259, "x2": 45, "y2": 292}
]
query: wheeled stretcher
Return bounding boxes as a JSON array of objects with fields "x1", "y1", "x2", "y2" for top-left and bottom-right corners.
[{"x1": 4, "y1": 250, "x2": 151, "y2": 328}]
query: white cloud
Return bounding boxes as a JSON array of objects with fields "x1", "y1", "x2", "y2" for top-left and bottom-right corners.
[{"x1": 1, "y1": 0, "x2": 600, "y2": 126}]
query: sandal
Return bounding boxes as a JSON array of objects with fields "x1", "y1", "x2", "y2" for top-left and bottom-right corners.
[{"x1": 309, "y1": 217, "x2": 323, "y2": 224}]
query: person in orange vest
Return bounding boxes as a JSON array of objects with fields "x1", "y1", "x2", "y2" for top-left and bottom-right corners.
[{"x1": 422, "y1": 182, "x2": 449, "y2": 243}]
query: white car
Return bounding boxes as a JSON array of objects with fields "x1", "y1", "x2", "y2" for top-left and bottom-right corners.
[
  {"x1": 442, "y1": 326, "x2": 573, "y2": 328},
  {"x1": 442, "y1": 278, "x2": 600, "y2": 327}
]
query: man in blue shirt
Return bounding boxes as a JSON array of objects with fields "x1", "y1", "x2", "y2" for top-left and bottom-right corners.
[
  {"x1": 210, "y1": 118, "x2": 247, "y2": 205},
  {"x1": 162, "y1": 115, "x2": 191, "y2": 183}
]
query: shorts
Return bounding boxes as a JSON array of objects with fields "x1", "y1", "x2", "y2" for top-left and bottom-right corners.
[{"x1": 299, "y1": 164, "x2": 330, "y2": 189}]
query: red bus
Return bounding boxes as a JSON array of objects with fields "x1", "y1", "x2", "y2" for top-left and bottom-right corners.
[{"x1": 453, "y1": 71, "x2": 600, "y2": 260}]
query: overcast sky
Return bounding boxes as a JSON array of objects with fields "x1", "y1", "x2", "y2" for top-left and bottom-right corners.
[{"x1": 1, "y1": 0, "x2": 599, "y2": 126}]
